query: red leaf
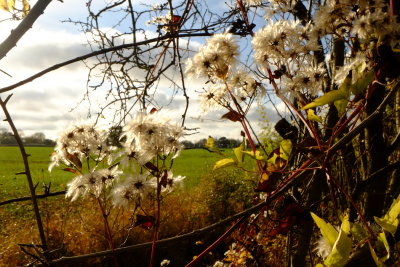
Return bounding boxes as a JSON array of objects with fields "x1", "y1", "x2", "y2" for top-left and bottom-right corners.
[
  {"x1": 66, "y1": 152, "x2": 82, "y2": 170},
  {"x1": 144, "y1": 162, "x2": 159, "y2": 173},
  {"x1": 135, "y1": 215, "x2": 156, "y2": 230},
  {"x1": 221, "y1": 110, "x2": 242, "y2": 122},
  {"x1": 171, "y1": 15, "x2": 181, "y2": 23},
  {"x1": 160, "y1": 170, "x2": 168, "y2": 188}
]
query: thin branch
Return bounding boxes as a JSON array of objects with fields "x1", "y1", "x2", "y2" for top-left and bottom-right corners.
[
  {"x1": 0, "y1": 32, "x2": 212, "y2": 94},
  {"x1": 0, "y1": 0, "x2": 53, "y2": 60},
  {"x1": 0, "y1": 190, "x2": 66, "y2": 207}
]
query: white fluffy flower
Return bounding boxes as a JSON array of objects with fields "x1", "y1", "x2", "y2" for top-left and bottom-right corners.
[
  {"x1": 120, "y1": 112, "x2": 184, "y2": 165},
  {"x1": 66, "y1": 166, "x2": 122, "y2": 201},
  {"x1": 186, "y1": 33, "x2": 239, "y2": 80},
  {"x1": 160, "y1": 259, "x2": 170, "y2": 266},
  {"x1": 253, "y1": 20, "x2": 319, "y2": 67},
  {"x1": 111, "y1": 173, "x2": 156, "y2": 207},
  {"x1": 314, "y1": 236, "x2": 332, "y2": 260},
  {"x1": 49, "y1": 122, "x2": 110, "y2": 171}
]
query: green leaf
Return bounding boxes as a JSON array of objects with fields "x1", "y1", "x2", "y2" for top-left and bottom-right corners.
[
  {"x1": 324, "y1": 214, "x2": 352, "y2": 267},
  {"x1": 213, "y1": 158, "x2": 236, "y2": 170},
  {"x1": 350, "y1": 223, "x2": 368, "y2": 242},
  {"x1": 374, "y1": 194, "x2": 400, "y2": 235},
  {"x1": 233, "y1": 140, "x2": 245, "y2": 165},
  {"x1": 378, "y1": 232, "x2": 390, "y2": 262},
  {"x1": 374, "y1": 217, "x2": 398, "y2": 235},
  {"x1": 242, "y1": 150, "x2": 267, "y2": 161},
  {"x1": 334, "y1": 98, "x2": 348, "y2": 116},
  {"x1": 307, "y1": 109, "x2": 322, "y2": 123},
  {"x1": 351, "y1": 70, "x2": 374, "y2": 95},
  {"x1": 303, "y1": 76, "x2": 351, "y2": 110},
  {"x1": 324, "y1": 229, "x2": 352, "y2": 267},
  {"x1": 302, "y1": 90, "x2": 348, "y2": 110},
  {"x1": 279, "y1": 139, "x2": 292, "y2": 161},
  {"x1": 311, "y1": 212, "x2": 338, "y2": 248}
]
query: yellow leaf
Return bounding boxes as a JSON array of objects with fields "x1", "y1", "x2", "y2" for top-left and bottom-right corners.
[
  {"x1": 302, "y1": 89, "x2": 348, "y2": 110},
  {"x1": 0, "y1": 0, "x2": 10, "y2": 11},
  {"x1": 279, "y1": 139, "x2": 292, "y2": 161},
  {"x1": 213, "y1": 158, "x2": 235, "y2": 170},
  {"x1": 242, "y1": 150, "x2": 267, "y2": 161},
  {"x1": 378, "y1": 232, "x2": 390, "y2": 262},
  {"x1": 205, "y1": 136, "x2": 221, "y2": 154},
  {"x1": 351, "y1": 70, "x2": 374, "y2": 95},
  {"x1": 369, "y1": 242, "x2": 386, "y2": 267},
  {"x1": 302, "y1": 76, "x2": 351, "y2": 110},
  {"x1": 374, "y1": 194, "x2": 400, "y2": 235},
  {"x1": 324, "y1": 229, "x2": 352, "y2": 267},
  {"x1": 334, "y1": 98, "x2": 348, "y2": 116},
  {"x1": 324, "y1": 214, "x2": 352, "y2": 267},
  {"x1": 22, "y1": 0, "x2": 29, "y2": 16},
  {"x1": 311, "y1": 212, "x2": 339, "y2": 248},
  {"x1": 307, "y1": 109, "x2": 322, "y2": 123},
  {"x1": 233, "y1": 139, "x2": 245, "y2": 165}
]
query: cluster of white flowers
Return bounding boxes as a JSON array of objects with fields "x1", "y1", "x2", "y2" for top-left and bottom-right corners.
[
  {"x1": 48, "y1": 122, "x2": 110, "y2": 171},
  {"x1": 313, "y1": 0, "x2": 355, "y2": 36},
  {"x1": 228, "y1": 70, "x2": 264, "y2": 101},
  {"x1": 282, "y1": 63, "x2": 327, "y2": 98},
  {"x1": 252, "y1": 20, "x2": 319, "y2": 66},
  {"x1": 50, "y1": 114, "x2": 185, "y2": 206},
  {"x1": 264, "y1": 0, "x2": 292, "y2": 19},
  {"x1": 66, "y1": 166, "x2": 122, "y2": 201},
  {"x1": 111, "y1": 173, "x2": 156, "y2": 207},
  {"x1": 351, "y1": 9, "x2": 400, "y2": 45},
  {"x1": 120, "y1": 112, "x2": 184, "y2": 165},
  {"x1": 185, "y1": 33, "x2": 239, "y2": 80},
  {"x1": 147, "y1": 13, "x2": 177, "y2": 33}
]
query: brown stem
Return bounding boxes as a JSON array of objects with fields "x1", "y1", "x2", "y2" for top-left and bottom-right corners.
[{"x1": 97, "y1": 198, "x2": 119, "y2": 267}]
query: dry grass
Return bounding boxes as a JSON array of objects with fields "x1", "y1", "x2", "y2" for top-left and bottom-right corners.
[{"x1": 0, "y1": 186, "x2": 211, "y2": 266}]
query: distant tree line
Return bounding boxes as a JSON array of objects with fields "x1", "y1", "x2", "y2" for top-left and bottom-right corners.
[{"x1": 0, "y1": 129, "x2": 55, "y2": 146}]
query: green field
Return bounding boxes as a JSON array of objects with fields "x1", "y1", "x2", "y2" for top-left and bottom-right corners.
[{"x1": 0, "y1": 147, "x2": 230, "y2": 202}]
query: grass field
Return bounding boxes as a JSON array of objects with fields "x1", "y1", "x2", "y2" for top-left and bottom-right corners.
[{"x1": 0, "y1": 146, "x2": 231, "y2": 201}]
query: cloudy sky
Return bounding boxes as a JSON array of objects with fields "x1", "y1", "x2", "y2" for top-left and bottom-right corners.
[{"x1": 0, "y1": 0, "x2": 284, "y2": 142}]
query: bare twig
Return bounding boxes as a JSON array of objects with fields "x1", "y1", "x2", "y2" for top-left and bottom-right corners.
[
  {"x1": 0, "y1": 95, "x2": 48, "y2": 252},
  {"x1": 0, "y1": 190, "x2": 66, "y2": 207},
  {"x1": 0, "y1": 32, "x2": 212, "y2": 94}
]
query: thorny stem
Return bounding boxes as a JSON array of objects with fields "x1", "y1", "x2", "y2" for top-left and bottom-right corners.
[
  {"x1": 0, "y1": 95, "x2": 48, "y2": 254},
  {"x1": 150, "y1": 167, "x2": 162, "y2": 267},
  {"x1": 97, "y1": 198, "x2": 119, "y2": 267}
]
